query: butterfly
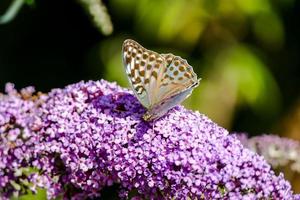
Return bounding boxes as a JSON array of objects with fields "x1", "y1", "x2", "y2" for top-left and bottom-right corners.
[{"x1": 122, "y1": 39, "x2": 200, "y2": 121}]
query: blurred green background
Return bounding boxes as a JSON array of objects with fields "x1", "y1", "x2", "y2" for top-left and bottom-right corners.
[
  {"x1": 1, "y1": 0, "x2": 300, "y2": 197},
  {"x1": 0, "y1": 0, "x2": 299, "y2": 134}
]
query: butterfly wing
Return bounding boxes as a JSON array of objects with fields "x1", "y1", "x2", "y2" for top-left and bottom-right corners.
[
  {"x1": 143, "y1": 82, "x2": 198, "y2": 121},
  {"x1": 156, "y1": 53, "x2": 199, "y2": 104},
  {"x1": 144, "y1": 54, "x2": 200, "y2": 120},
  {"x1": 122, "y1": 39, "x2": 200, "y2": 121},
  {"x1": 122, "y1": 39, "x2": 167, "y2": 109}
]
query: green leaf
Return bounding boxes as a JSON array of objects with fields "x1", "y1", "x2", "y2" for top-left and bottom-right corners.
[
  {"x1": 12, "y1": 188, "x2": 47, "y2": 200},
  {"x1": 24, "y1": 0, "x2": 35, "y2": 6}
]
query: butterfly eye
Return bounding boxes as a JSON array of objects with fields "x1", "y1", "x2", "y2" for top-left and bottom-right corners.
[{"x1": 143, "y1": 112, "x2": 152, "y2": 121}]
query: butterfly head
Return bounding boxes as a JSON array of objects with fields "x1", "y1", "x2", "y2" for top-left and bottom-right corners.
[
  {"x1": 143, "y1": 111, "x2": 155, "y2": 121},
  {"x1": 143, "y1": 109, "x2": 163, "y2": 121}
]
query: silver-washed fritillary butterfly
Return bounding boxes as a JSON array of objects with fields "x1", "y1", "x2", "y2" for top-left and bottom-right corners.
[{"x1": 122, "y1": 39, "x2": 200, "y2": 121}]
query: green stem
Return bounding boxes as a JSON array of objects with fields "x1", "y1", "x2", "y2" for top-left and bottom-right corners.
[{"x1": 0, "y1": 0, "x2": 25, "y2": 24}]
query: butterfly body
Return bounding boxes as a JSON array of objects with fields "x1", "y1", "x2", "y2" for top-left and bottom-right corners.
[{"x1": 122, "y1": 39, "x2": 200, "y2": 121}]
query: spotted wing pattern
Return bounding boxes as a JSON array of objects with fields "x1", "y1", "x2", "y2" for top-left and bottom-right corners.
[
  {"x1": 122, "y1": 39, "x2": 199, "y2": 120},
  {"x1": 122, "y1": 39, "x2": 166, "y2": 108},
  {"x1": 158, "y1": 53, "x2": 198, "y2": 102}
]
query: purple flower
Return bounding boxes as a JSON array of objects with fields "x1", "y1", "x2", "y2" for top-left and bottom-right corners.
[
  {"x1": 0, "y1": 80, "x2": 299, "y2": 199},
  {"x1": 0, "y1": 83, "x2": 46, "y2": 199},
  {"x1": 234, "y1": 133, "x2": 300, "y2": 173}
]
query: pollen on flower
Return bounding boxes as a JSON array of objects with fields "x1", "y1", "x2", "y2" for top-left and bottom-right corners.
[{"x1": 0, "y1": 80, "x2": 299, "y2": 199}]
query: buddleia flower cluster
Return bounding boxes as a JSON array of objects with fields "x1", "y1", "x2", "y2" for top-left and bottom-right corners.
[
  {"x1": 235, "y1": 133, "x2": 300, "y2": 173},
  {"x1": 1, "y1": 80, "x2": 300, "y2": 199}
]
